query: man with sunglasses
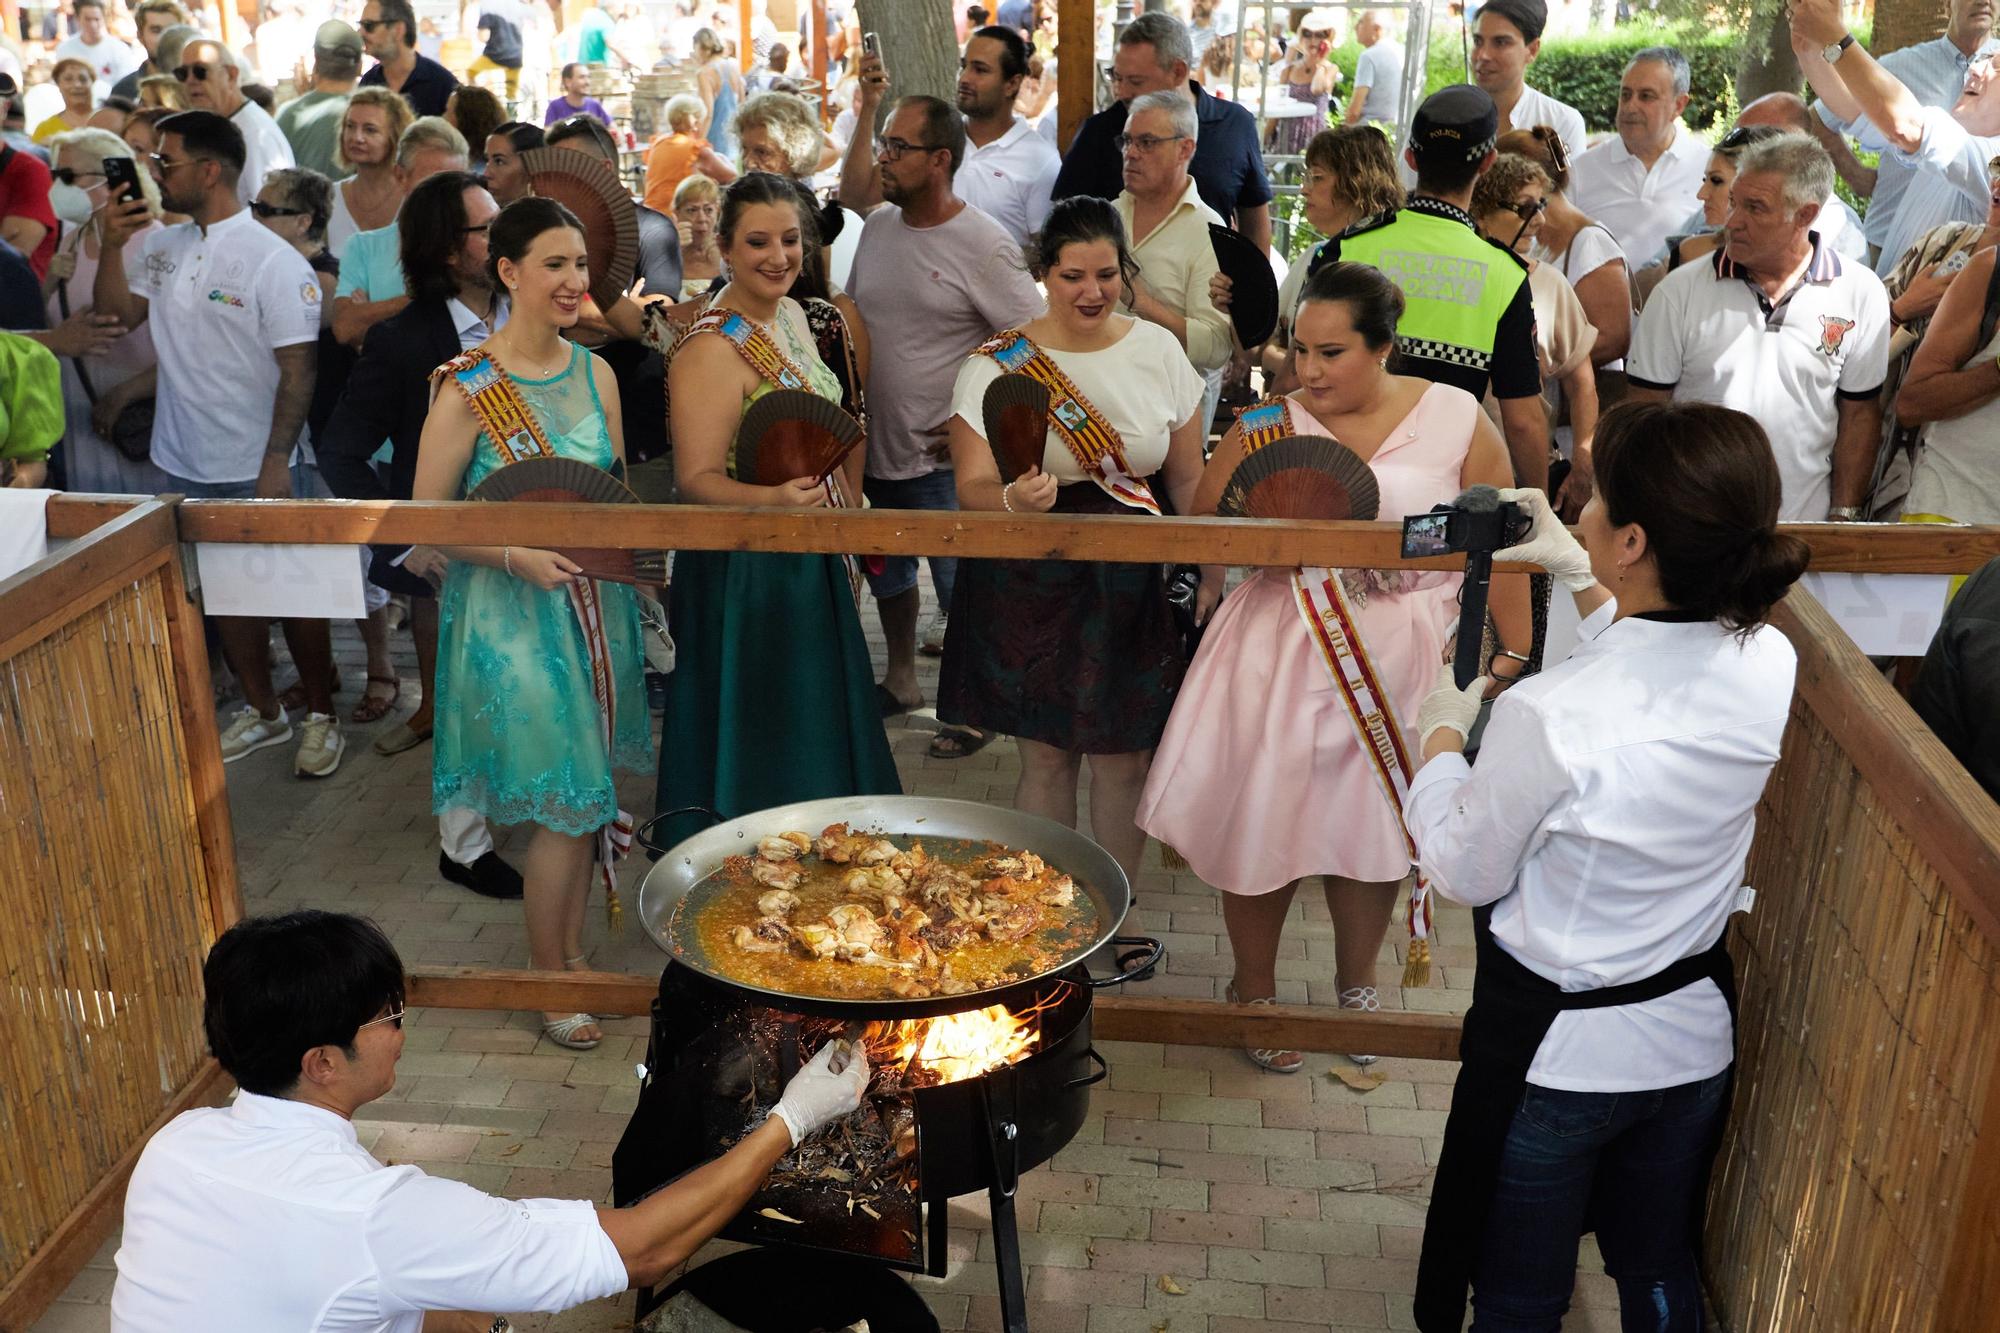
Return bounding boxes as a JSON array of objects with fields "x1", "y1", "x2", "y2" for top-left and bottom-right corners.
[
  {"x1": 110, "y1": 910, "x2": 869, "y2": 1332},
  {"x1": 357, "y1": 0, "x2": 460, "y2": 120},
  {"x1": 174, "y1": 37, "x2": 296, "y2": 204},
  {"x1": 837, "y1": 75, "x2": 1042, "y2": 745}
]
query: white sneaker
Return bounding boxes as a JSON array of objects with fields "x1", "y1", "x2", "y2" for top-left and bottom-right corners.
[
  {"x1": 920, "y1": 610, "x2": 949, "y2": 656},
  {"x1": 219, "y1": 706, "x2": 292, "y2": 763},
  {"x1": 294, "y1": 712, "x2": 345, "y2": 778}
]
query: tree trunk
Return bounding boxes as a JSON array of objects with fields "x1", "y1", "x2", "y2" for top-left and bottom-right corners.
[
  {"x1": 1872, "y1": 0, "x2": 1949, "y2": 56},
  {"x1": 852, "y1": 0, "x2": 958, "y2": 137},
  {"x1": 1735, "y1": 0, "x2": 1803, "y2": 105}
]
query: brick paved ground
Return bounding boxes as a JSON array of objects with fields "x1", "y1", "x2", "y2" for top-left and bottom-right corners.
[{"x1": 35, "y1": 581, "x2": 1627, "y2": 1333}]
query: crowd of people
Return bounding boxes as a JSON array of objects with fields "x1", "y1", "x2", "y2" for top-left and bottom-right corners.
[{"x1": 4, "y1": 1, "x2": 1999, "y2": 1328}]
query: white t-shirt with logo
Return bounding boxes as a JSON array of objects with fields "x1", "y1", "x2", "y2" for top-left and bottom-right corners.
[
  {"x1": 53, "y1": 32, "x2": 141, "y2": 94},
  {"x1": 134, "y1": 209, "x2": 320, "y2": 483},
  {"x1": 1628, "y1": 240, "x2": 1890, "y2": 521}
]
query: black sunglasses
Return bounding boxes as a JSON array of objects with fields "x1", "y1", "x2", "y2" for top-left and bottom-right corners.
[
  {"x1": 1716, "y1": 126, "x2": 1757, "y2": 152},
  {"x1": 250, "y1": 200, "x2": 310, "y2": 219},
  {"x1": 357, "y1": 17, "x2": 389, "y2": 31},
  {"x1": 171, "y1": 62, "x2": 212, "y2": 81},
  {"x1": 51, "y1": 167, "x2": 106, "y2": 185}
]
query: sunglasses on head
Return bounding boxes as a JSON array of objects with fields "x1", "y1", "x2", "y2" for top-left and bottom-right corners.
[
  {"x1": 172, "y1": 62, "x2": 212, "y2": 81},
  {"x1": 250, "y1": 200, "x2": 309, "y2": 219},
  {"x1": 1716, "y1": 126, "x2": 1757, "y2": 152}
]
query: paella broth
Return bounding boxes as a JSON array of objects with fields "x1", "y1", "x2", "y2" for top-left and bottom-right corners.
[{"x1": 678, "y1": 836, "x2": 1101, "y2": 999}]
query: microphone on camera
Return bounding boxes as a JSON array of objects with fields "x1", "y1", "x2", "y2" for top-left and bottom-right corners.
[{"x1": 1450, "y1": 485, "x2": 1505, "y2": 690}]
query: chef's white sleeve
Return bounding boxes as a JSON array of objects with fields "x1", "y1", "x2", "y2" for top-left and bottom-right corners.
[{"x1": 1406, "y1": 690, "x2": 1570, "y2": 909}]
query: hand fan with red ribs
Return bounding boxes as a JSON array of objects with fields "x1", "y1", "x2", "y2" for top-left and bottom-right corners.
[
  {"x1": 981, "y1": 374, "x2": 1049, "y2": 483},
  {"x1": 734, "y1": 389, "x2": 865, "y2": 486},
  {"x1": 467, "y1": 456, "x2": 666, "y2": 585},
  {"x1": 1215, "y1": 435, "x2": 1381, "y2": 521},
  {"x1": 519, "y1": 147, "x2": 641, "y2": 313}
]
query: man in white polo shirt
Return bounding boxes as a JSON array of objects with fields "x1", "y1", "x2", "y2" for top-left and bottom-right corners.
[
  {"x1": 1472, "y1": 0, "x2": 1586, "y2": 156},
  {"x1": 1570, "y1": 47, "x2": 1709, "y2": 266},
  {"x1": 1627, "y1": 133, "x2": 1889, "y2": 522},
  {"x1": 111, "y1": 910, "x2": 866, "y2": 1332},
  {"x1": 175, "y1": 36, "x2": 296, "y2": 203},
  {"x1": 93, "y1": 110, "x2": 340, "y2": 773},
  {"x1": 953, "y1": 24, "x2": 1059, "y2": 247}
]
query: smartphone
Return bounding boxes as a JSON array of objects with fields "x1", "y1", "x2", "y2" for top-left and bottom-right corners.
[
  {"x1": 102, "y1": 155, "x2": 142, "y2": 205},
  {"x1": 862, "y1": 30, "x2": 879, "y2": 57},
  {"x1": 1400, "y1": 511, "x2": 1456, "y2": 560},
  {"x1": 1937, "y1": 248, "x2": 1974, "y2": 277}
]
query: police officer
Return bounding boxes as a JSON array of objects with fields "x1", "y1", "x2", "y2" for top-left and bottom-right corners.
[{"x1": 1311, "y1": 86, "x2": 1549, "y2": 489}]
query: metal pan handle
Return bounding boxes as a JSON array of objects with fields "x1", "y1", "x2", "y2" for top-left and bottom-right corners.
[
  {"x1": 635, "y1": 805, "x2": 723, "y2": 856},
  {"x1": 1083, "y1": 935, "x2": 1165, "y2": 987},
  {"x1": 1063, "y1": 1046, "x2": 1109, "y2": 1090}
]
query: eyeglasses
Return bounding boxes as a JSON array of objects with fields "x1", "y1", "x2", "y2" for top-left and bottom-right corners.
[
  {"x1": 357, "y1": 17, "x2": 388, "y2": 31},
  {"x1": 146, "y1": 151, "x2": 200, "y2": 173},
  {"x1": 873, "y1": 135, "x2": 942, "y2": 160},
  {"x1": 461, "y1": 222, "x2": 492, "y2": 234},
  {"x1": 356, "y1": 1005, "x2": 405, "y2": 1033},
  {"x1": 1115, "y1": 132, "x2": 1187, "y2": 153},
  {"x1": 250, "y1": 199, "x2": 309, "y2": 218},
  {"x1": 171, "y1": 62, "x2": 212, "y2": 81},
  {"x1": 51, "y1": 168, "x2": 106, "y2": 185}
]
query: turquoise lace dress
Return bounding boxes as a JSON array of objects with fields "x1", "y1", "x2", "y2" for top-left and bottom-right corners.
[{"x1": 433, "y1": 345, "x2": 654, "y2": 834}]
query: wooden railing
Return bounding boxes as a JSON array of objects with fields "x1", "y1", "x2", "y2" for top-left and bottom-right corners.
[{"x1": 0, "y1": 503, "x2": 239, "y2": 1328}]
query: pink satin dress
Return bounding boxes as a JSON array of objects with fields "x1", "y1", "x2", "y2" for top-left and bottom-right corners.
[{"x1": 1136, "y1": 383, "x2": 1475, "y2": 894}]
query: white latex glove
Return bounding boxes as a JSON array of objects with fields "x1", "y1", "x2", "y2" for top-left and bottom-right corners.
[
  {"x1": 1496, "y1": 486, "x2": 1596, "y2": 592},
  {"x1": 1417, "y1": 662, "x2": 1489, "y2": 746},
  {"x1": 770, "y1": 1038, "x2": 869, "y2": 1147}
]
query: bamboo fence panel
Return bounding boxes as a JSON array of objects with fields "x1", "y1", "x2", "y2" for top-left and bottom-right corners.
[
  {"x1": 1706, "y1": 619, "x2": 2000, "y2": 1329},
  {"x1": 0, "y1": 569, "x2": 220, "y2": 1283}
]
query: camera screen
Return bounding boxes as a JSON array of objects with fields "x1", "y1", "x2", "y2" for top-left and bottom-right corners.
[{"x1": 1401, "y1": 512, "x2": 1454, "y2": 559}]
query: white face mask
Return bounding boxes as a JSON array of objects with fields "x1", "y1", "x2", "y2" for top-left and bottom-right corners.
[{"x1": 49, "y1": 181, "x2": 97, "y2": 225}]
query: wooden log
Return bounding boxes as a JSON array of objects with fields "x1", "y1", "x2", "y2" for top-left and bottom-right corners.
[
  {"x1": 0, "y1": 1059, "x2": 232, "y2": 1331},
  {"x1": 403, "y1": 966, "x2": 1466, "y2": 1058},
  {"x1": 44, "y1": 495, "x2": 2000, "y2": 574}
]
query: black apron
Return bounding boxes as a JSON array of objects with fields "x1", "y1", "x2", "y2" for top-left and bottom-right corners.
[{"x1": 1412, "y1": 902, "x2": 1740, "y2": 1332}]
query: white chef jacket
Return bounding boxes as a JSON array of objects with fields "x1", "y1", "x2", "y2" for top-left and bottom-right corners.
[
  {"x1": 1406, "y1": 601, "x2": 1797, "y2": 1092},
  {"x1": 111, "y1": 1092, "x2": 629, "y2": 1332}
]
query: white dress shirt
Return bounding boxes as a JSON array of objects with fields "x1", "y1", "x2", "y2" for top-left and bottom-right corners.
[
  {"x1": 112, "y1": 1092, "x2": 628, "y2": 1332},
  {"x1": 955, "y1": 116, "x2": 1061, "y2": 248},
  {"x1": 1407, "y1": 602, "x2": 1797, "y2": 1092},
  {"x1": 1569, "y1": 121, "x2": 1711, "y2": 267},
  {"x1": 1500, "y1": 83, "x2": 1588, "y2": 160}
]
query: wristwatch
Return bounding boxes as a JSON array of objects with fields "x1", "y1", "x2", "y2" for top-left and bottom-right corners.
[
  {"x1": 1827, "y1": 505, "x2": 1864, "y2": 521},
  {"x1": 1824, "y1": 33, "x2": 1856, "y2": 63}
]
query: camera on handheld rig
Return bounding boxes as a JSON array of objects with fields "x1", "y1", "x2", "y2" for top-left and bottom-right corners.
[{"x1": 1399, "y1": 486, "x2": 1531, "y2": 689}]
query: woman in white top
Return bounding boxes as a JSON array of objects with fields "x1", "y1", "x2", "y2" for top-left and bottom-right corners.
[
  {"x1": 327, "y1": 88, "x2": 413, "y2": 259},
  {"x1": 1497, "y1": 125, "x2": 1631, "y2": 373},
  {"x1": 1893, "y1": 245, "x2": 2000, "y2": 525},
  {"x1": 1404, "y1": 401, "x2": 1810, "y2": 1332}
]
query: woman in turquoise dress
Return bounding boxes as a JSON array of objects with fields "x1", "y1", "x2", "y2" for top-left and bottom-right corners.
[
  {"x1": 413, "y1": 198, "x2": 653, "y2": 1052},
  {"x1": 658, "y1": 172, "x2": 900, "y2": 847}
]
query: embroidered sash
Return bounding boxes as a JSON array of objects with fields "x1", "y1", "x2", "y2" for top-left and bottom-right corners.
[
  {"x1": 681, "y1": 307, "x2": 857, "y2": 512},
  {"x1": 977, "y1": 329, "x2": 1161, "y2": 513},
  {"x1": 438, "y1": 348, "x2": 633, "y2": 924},
  {"x1": 1240, "y1": 395, "x2": 1434, "y2": 981}
]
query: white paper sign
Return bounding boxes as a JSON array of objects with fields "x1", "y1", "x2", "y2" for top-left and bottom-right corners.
[
  {"x1": 195, "y1": 543, "x2": 365, "y2": 619},
  {"x1": 1799, "y1": 572, "x2": 1951, "y2": 657}
]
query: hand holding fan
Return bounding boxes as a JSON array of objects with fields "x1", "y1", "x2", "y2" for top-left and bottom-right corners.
[
  {"x1": 981, "y1": 374, "x2": 1049, "y2": 482},
  {"x1": 735, "y1": 389, "x2": 865, "y2": 486},
  {"x1": 467, "y1": 456, "x2": 667, "y2": 585},
  {"x1": 518, "y1": 147, "x2": 641, "y2": 313},
  {"x1": 1215, "y1": 435, "x2": 1380, "y2": 521}
]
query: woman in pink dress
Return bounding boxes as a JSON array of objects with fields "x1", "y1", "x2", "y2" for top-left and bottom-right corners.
[{"x1": 1137, "y1": 262, "x2": 1534, "y2": 1072}]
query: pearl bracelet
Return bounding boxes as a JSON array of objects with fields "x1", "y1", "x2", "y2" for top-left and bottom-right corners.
[
  {"x1": 503, "y1": 546, "x2": 513, "y2": 577},
  {"x1": 1001, "y1": 481, "x2": 1015, "y2": 513}
]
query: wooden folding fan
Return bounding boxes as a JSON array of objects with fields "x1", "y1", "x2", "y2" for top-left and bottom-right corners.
[
  {"x1": 981, "y1": 374, "x2": 1048, "y2": 483},
  {"x1": 467, "y1": 456, "x2": 666, "y2": 585},
  {"x1": 519, "y1": 147, "x2": 641, "y2": 312},
  {"x1": 734, "y1": 389, "x2": 865, "y2": 486},
  {"x1": 1215, "y1": 435, "x2": 1380, "y2": 522}
]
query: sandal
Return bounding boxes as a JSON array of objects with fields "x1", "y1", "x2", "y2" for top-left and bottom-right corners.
[
  {"x1": 1227, "y1": 984, "x2": 1302, "y2": 1074},
  {"x1": 278, "y1": 672, "x2": 340, "y2": 714},
  {"x1": 350, "y1": 674, "x2": 400, "y2": 724},
  {"x1": 876, "y1": 683, "x2": 918, "y2": 718},
  {"x1": 927, "y1": 725, "x2": 994, "y2": 760},
  {"x1": 541, "y1": 1013, "x2": 602, "y2": 1051},
  {"x1": 1339, "y1": 985, "x2": 1382, "y2": 1066}
]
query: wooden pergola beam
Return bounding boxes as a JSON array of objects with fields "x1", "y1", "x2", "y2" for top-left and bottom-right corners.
[{"x1": 1055, "y1": 0, "x2": 1094, "y2": 151}]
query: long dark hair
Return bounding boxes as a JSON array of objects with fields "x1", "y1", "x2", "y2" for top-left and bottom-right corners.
[
  {"x1": 1594, "y1": 402, "x2": 1810, "y2": 634},
  {"x1": 402, "y1": 169, "x2": 483, "y2": 303},
  {"x1": 1025, "y1": 195, "x2": 1140, "y2": 291},
  {"x1": 485, "y1": 195, "x2": 586, "y2": 293}
]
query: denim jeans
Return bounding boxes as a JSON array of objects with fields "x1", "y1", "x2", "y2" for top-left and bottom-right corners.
[
  {"x1": 862, "y1": 468, "x2": 959, "y2": 607},
  {"x1": 1470, "y1": 1068, "x2": 1731, "y2": 1333}
]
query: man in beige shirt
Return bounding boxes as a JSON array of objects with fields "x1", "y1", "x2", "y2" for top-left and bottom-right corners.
[{"x1": 1113, "y1": 90, "x2": 1233, "y2": 379}]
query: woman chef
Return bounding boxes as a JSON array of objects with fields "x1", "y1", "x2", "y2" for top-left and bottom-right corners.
[{"x1": 1402, "y1": 401, "x2": 1810, "y2": 1332}]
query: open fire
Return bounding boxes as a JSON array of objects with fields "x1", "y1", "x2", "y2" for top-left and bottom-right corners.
[{"x1": 867, "y1": 997, "x2": 1053, "y2": 1086}]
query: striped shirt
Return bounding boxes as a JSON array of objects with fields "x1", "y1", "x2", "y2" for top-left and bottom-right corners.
[{"x1": 1815, "y1": 34, "x2": 1998, "y2": 263}]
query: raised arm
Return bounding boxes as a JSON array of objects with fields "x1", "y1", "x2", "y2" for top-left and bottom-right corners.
[
  {"x1": 91, "y1": 196, "x2": 152, "y2": 329},
  {"x1": 836, "y1": 51, "x2": 888, "y2": 214},
  {"x1": 1791, "y1": 0, "x2": 1927, "y2": 154}
]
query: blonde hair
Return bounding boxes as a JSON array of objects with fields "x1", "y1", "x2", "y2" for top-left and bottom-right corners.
[
  {"x1": 138, "y1": 74, "x2": 185, "y2": 109},
  {"x1": 336, "y1": 86, "x2": 417, "y2": 173},
  {"x1": 49, "y1": 126, "x2": 165, "y2": 217},
  {"x1": 732, "y1": 92, "x2": 820, "y2": 176},
  {"x1": 665, "y1": 93, "x2": 706, "y2": 133},
  {"x1": 674, "y1": 172, "x2": 721, "y2": 215}
]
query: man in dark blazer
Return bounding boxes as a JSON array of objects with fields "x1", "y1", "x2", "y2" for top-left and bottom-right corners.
[{"x1": 317, "y1": 169, "x2": 523, "y2": 901}]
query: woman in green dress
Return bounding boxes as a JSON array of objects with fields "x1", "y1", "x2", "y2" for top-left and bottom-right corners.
[
  {"x1": 657, "y1": 172, "x2": 900, "y2": 846},
  {"x1": 414, "y1": 198, "x2": 653, "y2": 1052}
]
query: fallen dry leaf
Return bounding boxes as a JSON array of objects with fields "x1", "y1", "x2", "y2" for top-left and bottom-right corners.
[
  {"x1": 1157, "y1": 1274, "x2": 1188, "y2": 1295},
  {"x1": 1332, "y1": 1065, "x2": 1387, "y2": 1092},
  {"x1": 1152, "y1": 1322, "x2": 1171, "y2": 1333},
  {"x1": 756, "y1": 1207, "x2": 805, "y2": 1224},
  {"x1": 499, "y1": 1142, "x2": 523, "y2": 1157},
  {"x1": 1084, "y1": 1241, "x2": 1098, "y2": 1260}
]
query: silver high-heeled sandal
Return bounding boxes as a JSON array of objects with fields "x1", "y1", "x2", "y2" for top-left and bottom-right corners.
[
  {"x1": 1339, "y1": 985, "x2": 1381, "y2": 1065},
  {"x1": 1227, "y1": 984, "x2": 1303, "y2": 1073}
]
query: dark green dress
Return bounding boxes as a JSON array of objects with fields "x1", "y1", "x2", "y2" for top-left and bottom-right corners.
[{"x1": 653, "y1": 314, "x2": 901, "y2": 849}]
